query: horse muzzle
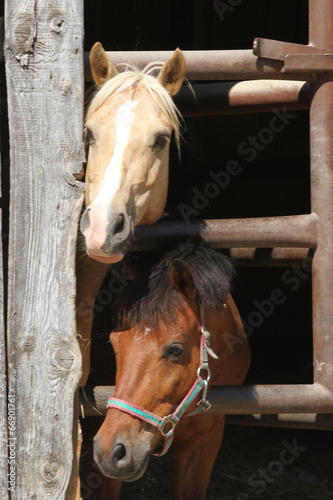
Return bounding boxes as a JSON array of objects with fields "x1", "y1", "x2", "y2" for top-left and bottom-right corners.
[
  {"x1": 93, "y1": 432, "x2": 151, "y2": 482},
  {"x1": 80, "y1": 207, "x2": 134, "y2": 263}
]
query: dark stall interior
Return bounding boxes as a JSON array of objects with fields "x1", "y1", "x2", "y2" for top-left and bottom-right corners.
[{"x1": 85, "y1": 0, "x2": 312, "y2": 387}]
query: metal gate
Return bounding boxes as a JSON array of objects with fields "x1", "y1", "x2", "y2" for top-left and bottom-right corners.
[{"x1": 81, "y1": 0, "x2": 333, "y2": 429}]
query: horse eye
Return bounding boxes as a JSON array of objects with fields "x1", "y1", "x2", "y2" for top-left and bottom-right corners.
[
  {"x1": 153, "y1": 134, "x2": 169, "y2": 151},
  {"x1": 85, "y1": 127, "x2": 95, "y2": 145},
  {"x1": 165, "y1": 343, "x2": 184, "y2": 360}
]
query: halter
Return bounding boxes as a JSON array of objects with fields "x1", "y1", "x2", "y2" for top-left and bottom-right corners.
[{"x1": 107, "y1": 304, "x2": 219, "y2": 457}]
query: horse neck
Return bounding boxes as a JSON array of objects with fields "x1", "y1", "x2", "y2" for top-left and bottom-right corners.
[{"x1": 204, "y1": 295, "x2": 249, "y2": 386}]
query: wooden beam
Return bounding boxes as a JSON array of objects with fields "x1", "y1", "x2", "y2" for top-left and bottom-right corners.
[
  {"x1": 0, "y1": 11, "x2": 9, "y2": 495},
  {"x1": 5, "y1": 1, "x2": 84, "y2": 498},
  {"x1": 0, "y1": 215, "x2": 8, "y2": 499}
]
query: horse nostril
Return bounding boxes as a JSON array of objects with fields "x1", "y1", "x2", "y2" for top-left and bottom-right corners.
[
  {"x1": 113, "y1": 213, "x2": 125, "y2": 235},
  {"x1": 112, "y1": 443, "x2": 127, "y2": 465}
]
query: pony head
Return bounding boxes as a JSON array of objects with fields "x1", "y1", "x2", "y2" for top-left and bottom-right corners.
[
  {"x1": 93, "y1": 242, "x2": 237, "y2": 482},
  {"x1": 81, "y1": 43, "x2": 185, "y2": 263}
]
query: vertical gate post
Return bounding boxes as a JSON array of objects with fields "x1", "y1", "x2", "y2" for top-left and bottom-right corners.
[
  {"x1": 309, "y1": 0, "x2": 333, "y2": 389},
  {"x1": 5, "y1": 1, "x2": 84, "y2": 498}
]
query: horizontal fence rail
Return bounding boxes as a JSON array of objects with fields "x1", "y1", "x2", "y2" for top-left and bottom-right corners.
[
  {"x1": 84, "y1": 50, "x2": 315, "y2": 82},
  {"x1": 132, "y1": 214, "x2": 318, "y2": 251},
  {"x1": 174, "y1": 80, "x2": 311, "y2": 116},
  {"x1": 81, "y1": 384, "x2": 333, "y2": 416}
]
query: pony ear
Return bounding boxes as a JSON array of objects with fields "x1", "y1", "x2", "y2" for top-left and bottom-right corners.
[
  {"x1": 90, "y1": 42, "x2": 118, "y2": 87},
  {"x1": 169, "y1": 259, "x2": 196, "y2": 298},
  {"x1": 157, "y1": 48, "x2": 186, "y2": 96}
]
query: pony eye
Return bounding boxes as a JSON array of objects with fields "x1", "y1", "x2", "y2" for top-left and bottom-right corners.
[
  {"x1": 85, "y1": 127, "x2": 95, "y2": 145},
  {"x1": 153, "y1": 134, "x2": 169, "y2": 151},
  {"x1": 165, "y1": 343, "x2": 184, "y2": 360}
]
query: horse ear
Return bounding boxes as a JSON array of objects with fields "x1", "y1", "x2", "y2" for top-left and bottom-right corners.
[
  {"x1": 169, "y1": 259, "x2": 195, "y2": 298},
  {"x1": 90, "y1": 42, "x2": 118, "y2": 87},
  {"x1": 157, "y1": 48, "x2": 186, "y2": 96}
]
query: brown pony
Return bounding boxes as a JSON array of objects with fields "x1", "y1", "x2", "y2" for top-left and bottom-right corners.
[
  {"x1": 77, "y1": 43, "x2": 186, "y2": 385},
  {"x1": 92, "y1": 240, "x2": 250, "y2": 500}
]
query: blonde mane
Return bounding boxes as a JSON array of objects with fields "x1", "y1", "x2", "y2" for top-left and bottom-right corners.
[{"x1": 86, "y1": 63, "x2": 182, "y2": 150}]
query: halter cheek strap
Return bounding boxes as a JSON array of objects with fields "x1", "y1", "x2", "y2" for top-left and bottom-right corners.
[{"x1": 107, "y1": 312, "x2": 219, "y2": 457}]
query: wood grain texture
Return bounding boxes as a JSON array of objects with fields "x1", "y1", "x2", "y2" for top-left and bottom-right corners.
[
  {"x1": 1, "y1": 15, "x2": 9, "y2": 497},
  {"x1": 0, "y1": 140, "x2": 9, "y2": 500},
  {"x1": 5, "y1": 1, "x2": 84, "y2": 498}
]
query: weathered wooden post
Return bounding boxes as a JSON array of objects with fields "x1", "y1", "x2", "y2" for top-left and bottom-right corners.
[
  {"x1": 5, "y1": 1, "x2": 84, "y2": 498},
  {"x1": 0, "y1": 13, "x2": 9, "y2": 498}
]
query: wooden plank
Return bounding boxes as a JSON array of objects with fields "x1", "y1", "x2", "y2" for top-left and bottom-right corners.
[
  {"x1": 0, "y1": 23, "x2": 9, "y2": 493},
  {"x1": 5, "y1": 1, "x2": 84, "y2": 498},
  {"x1": 0, "y1": 215, "x2": 8, "y2": 500},
  {"x1": 0, "y1": 215, "x2": 9, "y2": 500},
  {"x1": 0, "y1": 12, "x2": 9, "y2": 497}
]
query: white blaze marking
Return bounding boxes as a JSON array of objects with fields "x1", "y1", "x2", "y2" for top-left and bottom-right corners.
[{"x1": 90, "y1": 100, "x2": 138, "y2": 221}]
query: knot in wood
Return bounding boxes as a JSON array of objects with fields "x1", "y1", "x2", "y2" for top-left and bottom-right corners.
[
  {"x1": 51, "y1": 344, "x2": 75, "y2": 372},
  {"x1": 51, "y1": 18, "x2": 64, "y2": 34},
  {"x1": 41, "y1": 456, "x2": 61, "y2": 485}
]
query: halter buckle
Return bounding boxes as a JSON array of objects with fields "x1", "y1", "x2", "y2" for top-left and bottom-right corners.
[
  {"x1": 160, "y1": 415, "x2": 177, "y2": 437},
  {"x1": 197, "y1": 398, "x2": 212, "y2": 412}
]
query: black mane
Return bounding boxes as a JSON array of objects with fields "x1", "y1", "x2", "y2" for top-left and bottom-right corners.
[{"x1": 111, "y1": 240, "x2": 234, "y2": 329}]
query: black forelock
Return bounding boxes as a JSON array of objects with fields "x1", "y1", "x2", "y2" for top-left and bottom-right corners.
[{"x1": 110, "y1": 239, "x2": 234, "y2": 329}]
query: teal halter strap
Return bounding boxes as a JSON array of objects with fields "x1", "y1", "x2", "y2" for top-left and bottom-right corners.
[{"x1": 107, "y1": 375, "x2": 208, "y2": 456}]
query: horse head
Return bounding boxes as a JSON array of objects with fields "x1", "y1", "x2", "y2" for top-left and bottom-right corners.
[
  {"x1": 81, "y1": 43, "x2": 185, "y2": 263},
  {"x1": 93, "y1": 257, "x2": 202, "y2": 481},
  {"x1": 92, "y1": 242, "x2": 240, "y2": 484}
]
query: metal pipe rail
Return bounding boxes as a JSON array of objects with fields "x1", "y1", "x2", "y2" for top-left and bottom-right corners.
[
  {"x1": 80, "y1": 389, "x2": 333, "y2": 430},
  {"x1": 174, "y1": 80, "x2": 311, "y2": 116},
  {"x1": 81, "y1": 385, "x2": 333, "y2": 416},
  {"x1": 84, "y1": 49, "x2": 314, "y2": 82},
  {"x1": 132, "y1": 214, "x2": 318, "y2": 251}
]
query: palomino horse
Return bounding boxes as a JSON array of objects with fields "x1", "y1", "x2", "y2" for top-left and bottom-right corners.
[
  {"x1": 76, "y1": 43, "x2": 186, "y2": 385},
  {"x1": 92, "y1": 240, "x2": 250, "y2": 500}
]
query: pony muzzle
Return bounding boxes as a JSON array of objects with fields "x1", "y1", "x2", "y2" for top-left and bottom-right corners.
[
  {"x1": 80, "y1": 206, "x2": 133, "y2": 263},
  {"x1": 93, "y1": 431, "x2": 151, "y2": 482}
]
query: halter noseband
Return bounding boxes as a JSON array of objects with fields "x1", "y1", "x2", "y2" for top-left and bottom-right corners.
[{"x1": 107, "y1": 304, "x2": 219, "y2": 457}]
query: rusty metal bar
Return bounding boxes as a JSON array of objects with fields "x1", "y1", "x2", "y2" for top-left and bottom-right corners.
[
  {"x1": 174, "y1": 80, "x2": 311, "y2": 116},
  {"x1": 253, "y1": 37, "x2": 333, "y2": 72},
  {"x1": 308, "y1": 0, "x2": 333, "y2": 392},
  {"x1": 309, "y1": 0, "x2": 333, "y2": 49},
  {"x1": 80, "y1": 384, "x2": 333, "y2": 417},
  {"x1": 84, "y1": 50, "x2": 315, "y2": 82},
  {"x1": 253, "y1": 37, "x2": 332, "y2": 61},
  {"x1": 208, "y1": 384, "x2": 333, "y2": 414},
  {"x1": 284, "y1": 54, "x2": 333, "y2": 72},
  {"x1": 132, "y1": 214, "x2": 318, "y2": 251}
]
